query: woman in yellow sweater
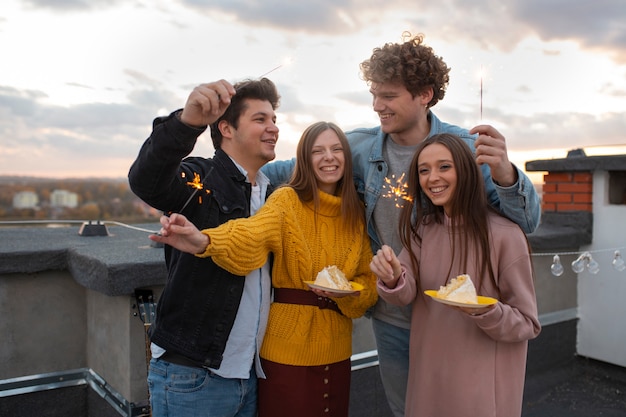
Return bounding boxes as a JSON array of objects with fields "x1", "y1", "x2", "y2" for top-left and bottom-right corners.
[{"x1": 150, "y1": 121, "x2": 378, "y2": 417}]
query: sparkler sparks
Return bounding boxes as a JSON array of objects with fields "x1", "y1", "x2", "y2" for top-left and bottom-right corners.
[
  {"x1": 381, "y1": 173, "x2": 413, "y2": 208},
  {"x1": 185, "y1": 172, "x2": 204, "y2": 190},
  {"x1": 179, "y1": 169, "x2": 212, "y2": 212}
]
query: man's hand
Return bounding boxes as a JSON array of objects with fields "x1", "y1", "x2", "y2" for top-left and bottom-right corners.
[
  {"x1": 470, "y1": 125, "x2": 517, "y2": 187},
  {"x1": 179, "y1": 80, "x2": 237, "y2": 128}
]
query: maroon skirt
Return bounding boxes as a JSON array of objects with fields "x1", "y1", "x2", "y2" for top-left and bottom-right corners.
[{"x1": 258, "y1": 357, "x2": 351, "y2": 417}]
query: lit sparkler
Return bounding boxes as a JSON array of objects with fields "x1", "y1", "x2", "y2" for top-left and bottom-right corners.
[
  {"x1": 185, "y1": 172, "x2": 204, "y2": 190},
  {"x1": 257, "y1": 56, "x2": 294, "y2": 79},
  {"x1": 479, "y1": 64, "x2": 484, "y2": 121},
  {"x1": 475, "y1": 63, "x2": 493, "y2": 121},
  {"x1": 258, "y1": 65, "x2": 283, "y2": 79},
  {"x1": 179, "y1": 169, "x2": 212, "y2": 212},
  {"x1": 381, "y1": 173, "x2": 413, "y2": 208}
]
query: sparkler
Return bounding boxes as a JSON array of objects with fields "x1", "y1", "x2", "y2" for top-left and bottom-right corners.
[
  {"x1": 258, "y1": 64, "x2": 283, "y2": 78},
  {"x1": 480, "y1": 64, "x2": 483, "y2": 121},
  {"x1": 178, "y1": 168, "x2": 213, "y2": 213},
  {"x1": 257, "y1": 57, "x2": 294, "y2": 79},
  {"x1": 381, "y1": 173, "x2": 413, "y2": 208},
  {"x1": 131, "y1": 170, "x2": 213, "y2": 236}
]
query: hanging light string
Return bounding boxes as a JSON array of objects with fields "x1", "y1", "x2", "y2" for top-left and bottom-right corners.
[
  {"x1": 0, "y1": 219, "x2": 159, "y2": 234},
  {"x1": 531, "y1": 246, "x2": 626, "y2": 276},
  {"x1": 532, "y1": 246, "x2": 626, "y2": 257}
]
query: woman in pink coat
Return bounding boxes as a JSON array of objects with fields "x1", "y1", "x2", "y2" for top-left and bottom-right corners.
[{"x1": 370, "y1": 133, "x2": 541, "y2": 417}]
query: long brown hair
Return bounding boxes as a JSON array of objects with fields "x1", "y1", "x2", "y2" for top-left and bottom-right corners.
[
  {"x1": 399, "y1": 133, "x2": 497, "y2": 294},
  {"x1": 288, "y1": 121, "x2": 365, "y2": 233}
]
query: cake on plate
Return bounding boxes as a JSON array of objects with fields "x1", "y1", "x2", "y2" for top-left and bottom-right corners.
[
  {"x1": 436, "y1": 274, "x2": 478, "y2": 304},
  {"x1": 314, "y1": 265, "x2": 352, "y2": 291}
]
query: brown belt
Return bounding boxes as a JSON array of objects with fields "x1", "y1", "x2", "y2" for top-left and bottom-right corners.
[{"x1": 273, "y1": 288, "x2": 343, "y2": 315}]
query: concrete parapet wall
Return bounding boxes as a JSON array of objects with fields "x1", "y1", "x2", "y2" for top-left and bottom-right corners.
[
  {"x1": 0, "y1": 267, "x2": 156, "y2": 403},
  {"x1": 0, "y1": 271, "x2": 87, "y2": 378}
]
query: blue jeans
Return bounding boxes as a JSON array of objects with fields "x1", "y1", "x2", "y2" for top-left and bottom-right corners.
[
  {"x1": 147, "y1": 357, "x2": 258, "y2": 417},
  {"x1": 372, "y1": 318, "x2": 410, "y2": 417}
]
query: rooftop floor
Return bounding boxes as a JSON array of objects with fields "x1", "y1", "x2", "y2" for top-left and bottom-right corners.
[{"x1": 522, "y1": 356, "x2": 626, "y2": 417}]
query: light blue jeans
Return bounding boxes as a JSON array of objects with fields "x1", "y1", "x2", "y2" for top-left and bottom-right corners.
[
  {"x1": 147, "y1": 357, "x2": 257, "y2": 417},
  {"x1": 372, "y1": 317, "x2": 410, "y2": 417}
]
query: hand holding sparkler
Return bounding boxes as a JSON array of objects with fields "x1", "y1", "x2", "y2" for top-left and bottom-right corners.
[
  {"x1": 180, "y1": 80, "x2": 237, "y2": 128},
  {"x1": 150, "y1": 213, "x2": 210, "y2": 255},
  {"x1": 469, "y1": 125, "x2": 517, "y2": 187},
  {"x1": 370, "y1": 245, "x2": 402, "y2": 289}
]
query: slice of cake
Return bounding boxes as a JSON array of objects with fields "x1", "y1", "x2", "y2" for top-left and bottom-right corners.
[
  {"x1": 314, "y1": 265, "x2": 352, "y2": 291},
  {"x1": 436, "y1": 274, "x2": 478, "y2": 304}
]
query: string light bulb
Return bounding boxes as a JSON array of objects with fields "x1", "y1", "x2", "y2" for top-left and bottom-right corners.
[
  {"x1": 613, "y1": 250, "x2": 626, "y2": 272},
  {"x1": 550, "y1": 255, "x2": 564, "y2": 276},
  {"x1": 587, "y1": 254, "x2": 600, "y2": 274},
  {"x1": 571, "y1": 252, "x2": 588, "y2": 273},
  {"x1": 568, "y1": 252, "x2": 601, "y2": 274}
]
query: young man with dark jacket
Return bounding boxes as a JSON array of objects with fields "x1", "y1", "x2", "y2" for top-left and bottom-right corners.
[{"x1": 128, "y1": 77, "x2": 280, "y2": 417}]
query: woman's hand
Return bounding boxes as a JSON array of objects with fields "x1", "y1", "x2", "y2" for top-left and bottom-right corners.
[
  {"x1": 149, "y1": 213, "x2": 210, "y2": 254},
  {"x1": 370, "y1": 245, "x2": 402, "y2": 289}
]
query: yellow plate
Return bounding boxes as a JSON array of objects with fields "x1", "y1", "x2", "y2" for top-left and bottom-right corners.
[
  {"x1": 303, "y1": 281, "x2": 364, "y2": 295},
  {"x1": 424, "y1": 290, "x2": 498, "y2": 308}
]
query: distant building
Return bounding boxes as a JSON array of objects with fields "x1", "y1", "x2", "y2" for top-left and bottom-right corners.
[
  {"x1": 13, "y1": 191, "x2": 39, "y2": 209},
  {"x1": 50, "y1": 189, "x2": 79, "y2": 208}
]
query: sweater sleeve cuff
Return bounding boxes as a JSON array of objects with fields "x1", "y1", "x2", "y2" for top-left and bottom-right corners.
[{"x1": 194, "y1": 230, "x2": 213, "y2": 258}]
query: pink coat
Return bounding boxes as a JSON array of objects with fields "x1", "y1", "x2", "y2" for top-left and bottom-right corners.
[{"x1": 378, "y1": 212, "x2": 541, "y2": 417}]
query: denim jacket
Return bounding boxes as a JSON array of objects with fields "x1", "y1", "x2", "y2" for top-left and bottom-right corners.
[{"x1": 129, "y1": 111, "x2": 273, "y2": 369}]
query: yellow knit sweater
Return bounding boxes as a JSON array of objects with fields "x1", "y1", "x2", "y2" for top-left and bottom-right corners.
[{"x1": 197, "y1": 186, "x2": 377, "y2": 366}]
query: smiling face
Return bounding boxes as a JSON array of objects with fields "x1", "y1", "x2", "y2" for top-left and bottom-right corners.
[
  {"x1": 369, "y1": 81, "x2": 430, "y2": 145},
  {"x1": 221, "y1": 98, "x2": 279, "y2": 176},
  {"x1": 310, "y1": 129, "x2": 345, "y2": 195},
  {"x1": 417, "y1": 143, "x2": 457, "y2": 215}
]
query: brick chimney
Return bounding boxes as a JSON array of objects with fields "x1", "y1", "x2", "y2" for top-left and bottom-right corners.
[
  {"x1": 524, "y1": 149, "x2": 626, "y2": 249},
  {"x1": 541, "y1": 171, "x2": 593, "y2": 213},
  {"x1": 531, "y1": 148, "x2": 593, "y2": 213}
]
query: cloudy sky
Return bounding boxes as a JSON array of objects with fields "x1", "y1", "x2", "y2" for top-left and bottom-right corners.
[{"x1": 1, "y1": 0, "x2": 625, "y2": 182}]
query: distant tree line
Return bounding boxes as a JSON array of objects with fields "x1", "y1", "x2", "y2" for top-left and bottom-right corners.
[{"x1": 0, "y1": 176, "x2": 160, "y2": 223}]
